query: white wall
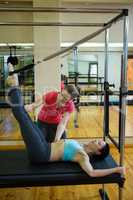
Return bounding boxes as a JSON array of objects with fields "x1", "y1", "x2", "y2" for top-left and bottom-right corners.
[
  {"x1": 98, "y1": 52, "x2": 121, "y2": 90},
  {"x1": 0, "y1": 12, "x2": 33, "y2": 43}
]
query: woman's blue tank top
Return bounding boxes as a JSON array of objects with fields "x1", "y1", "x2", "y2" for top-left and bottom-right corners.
[{"x1": 63, "y1": 140, "x2": 83, "y2": 161}]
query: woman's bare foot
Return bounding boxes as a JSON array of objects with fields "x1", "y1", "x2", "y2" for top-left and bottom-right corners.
[{"x1": 6, "y1": 63, "x2": 19, "y2": 87}]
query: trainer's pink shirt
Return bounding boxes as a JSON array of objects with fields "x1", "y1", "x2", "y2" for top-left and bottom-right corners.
[{"x1": 38, "y1": 91, "x2": 74, "y2": 124}]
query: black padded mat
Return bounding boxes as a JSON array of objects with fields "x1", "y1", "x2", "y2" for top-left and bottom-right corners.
[{"x1": 0, "y1": 150, "x2": 124, "y2": 188}]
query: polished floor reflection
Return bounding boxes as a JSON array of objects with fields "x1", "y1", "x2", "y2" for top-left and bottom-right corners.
[{"x1": 0, "y1": 106, "x2": 133, "y2": 140}]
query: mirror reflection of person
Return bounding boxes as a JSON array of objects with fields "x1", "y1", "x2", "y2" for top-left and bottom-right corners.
[
  {"x1": 8, "y1": 85, "x2": 125, "y2": 178},
  {"x1": 25, "y1": 84, "x2": 79, "y2": 142}
]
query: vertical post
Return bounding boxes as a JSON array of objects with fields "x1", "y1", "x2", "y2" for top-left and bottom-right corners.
[
  {"x1": 119, "y1": 12, "x2": 128, "y2": 165},
  {"x1": 119, "y1": 10, "x2": 128, "y2": 200},
  {"x1": 73, "y1": 47, "x2": 78, "y2": 87},
  {"x1": 103, "y1": 28, "x2": 109, "y2": 139},
  {"x1": 104, "y1": 29, "x2": 109, "y2": 83},
  {"x1": 100, "y1": 27, "x2": 110, "y2": 200},
  {"x1": 73, "y1": 47, "x2": 79, "y2": 128}
]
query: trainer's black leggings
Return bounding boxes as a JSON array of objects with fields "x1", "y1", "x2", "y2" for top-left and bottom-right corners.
[
  {"x1": 37, "y1": 120, "x2": 66, "y2": 143},
  {"x1": 8, "y1": 87, "x2": 51, "y2": 163}
]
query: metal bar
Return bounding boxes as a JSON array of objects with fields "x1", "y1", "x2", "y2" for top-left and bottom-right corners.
[
  {"x1": 0, "y1": 7, "x2": 122, "y2": 13},
  {"x1": 0, "y1": 22, "x2": 104, "y2": 27},
  {"x1": 103, "y1": 28, "x2": 109, "y2": 139},
  {"x1": 108, "y1": 134, "x2": 119, "y2": 150},
  {"x1": 119, "y1": 12, "x2": 128, "y2": 200},
  {"x1": 105, "y1": 11, "x2": 124, "y2": 27},
  {"x1": 102, "y1": 30, "x2": 110, "y2": 199},
  {"x1": 119, "y1": 15, "x2": 128, "y2": 165},
  {"x1": 34, "y1": 12, "x2": 123, "y2": 64},
  {"x1": 119, "y1": 14, "x2": 128, "y2": 164},
  {"x1": 119, "y1": 91, "x2": 122, "y2": 152},
  {"x1": 99, "y1": 188, "x2": 109, "y2": 200},
  {"x1": 73, "y1": 47, "x2": 78, "y2": 87},
  {"x1": 9, "y1": 64, "x2": 34, "y2": 75},
  {"x1": 36, "y1": 25, "x2": 111, "y2": 64},
  {"x1": 119, "y1": 187, "x2": 123, "y2": 200},
  {"x1": 104, "y1": 29, "x2": 109, "y2": 81}
]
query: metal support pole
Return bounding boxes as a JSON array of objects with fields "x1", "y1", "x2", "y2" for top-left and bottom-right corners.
[
  {"x1": 103, "y1": 28, "x2": 109, "y2": 139},
  {"x1": 0, "y1": 22, "x2": 104, "y2": 27},
  {"x1": 23, "y1": 12, "x2": 123, "y2": 65},
  {"x1": 99, "y1": 186, "x2": 109, "y2": 200},
  {"x1": 0, "y1": 7, "x2": 122, "y2": 13},
  {"x1": 73, "y1": 47, "x2": 79, "y2": 128},
  {"x1": 118, "y1": 12, "x2": 128, "y2": 200},
  {"x1": 37, "y1": 24, "x2": 112, "y2": 64},
  {"x1": 104, "y1": 29, "x2": 109, "y2": 85},
  {"x1": 119, "y1": 187, "x2": 124, "y2": 200},
  {"x1": 101, "y1": 27, "x2": 110, "y2": 200},
  {"x1": 119, "y1": 14, "x2": 128, "y2": 165},
  {"x1": 73, "y1": 47, "x2": 78, "y2": 87}
]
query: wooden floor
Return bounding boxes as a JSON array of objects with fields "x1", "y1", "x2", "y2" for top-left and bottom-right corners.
[{"x1": 0, "y1": 106, "x2": 133, "y2": 140}]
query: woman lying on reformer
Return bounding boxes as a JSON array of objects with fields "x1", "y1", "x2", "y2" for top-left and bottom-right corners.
[{"x1": 7, "y1": 73, "x2": 125, "y2": 178}]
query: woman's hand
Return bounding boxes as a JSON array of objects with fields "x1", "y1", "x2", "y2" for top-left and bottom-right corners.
[
  {"x1": 116, "y1": 166, "x2": 126, "y2": 175},
  {"x1": 25, "y1": 104, "x2": 34, "y2": 112}
]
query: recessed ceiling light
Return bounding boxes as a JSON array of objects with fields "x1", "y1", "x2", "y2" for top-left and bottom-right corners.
[
  {"x1": 0, "y1": 43, "x2": 34, "y2": 47},
  {"x1": 61, "y1": 42, "x2": 133, "y2": 48},
  {"x1": 0, "y1": 1, "x2": 8, "y2": 4}
]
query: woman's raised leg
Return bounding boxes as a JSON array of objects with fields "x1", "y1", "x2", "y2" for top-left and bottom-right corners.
[{"x1": 8, "y1": 87, "x2": 51, "y2": 163}]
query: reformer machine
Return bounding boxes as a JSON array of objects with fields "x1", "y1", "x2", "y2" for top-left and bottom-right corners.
[{"x1": 0, "y1": 7, "x2": 128, "y2": 200}]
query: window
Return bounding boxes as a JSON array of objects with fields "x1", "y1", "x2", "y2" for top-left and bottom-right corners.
[{"x1": 88, "y1": 62, "x2": 98, "y2": 84}]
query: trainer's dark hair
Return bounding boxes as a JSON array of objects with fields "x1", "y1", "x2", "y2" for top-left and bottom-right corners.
[
  {"x1": 65, "y1": 84, "x2": 79, "y2": 99},
  {"x1": 93, "y1": 143, "x2": 110, "y2": 160}
]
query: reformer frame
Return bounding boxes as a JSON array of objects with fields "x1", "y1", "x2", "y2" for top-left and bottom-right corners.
[{"x1": 0, "y1": 7, "x2": 128, "y2": 200}]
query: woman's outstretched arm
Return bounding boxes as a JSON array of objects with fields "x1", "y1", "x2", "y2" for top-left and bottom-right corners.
[{"x1": 76, "y1": 153, "x2": 125, "y2": 177}]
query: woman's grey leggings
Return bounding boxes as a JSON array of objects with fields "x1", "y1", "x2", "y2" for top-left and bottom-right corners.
[{"x1": 8, "y1": 87, "x2": 51, "y2": 163}]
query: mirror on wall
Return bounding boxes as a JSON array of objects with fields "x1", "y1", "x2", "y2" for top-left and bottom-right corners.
[
  {"x1": 61, "y1": 51, "x2": 104, "y2": 138},
  {"x1": 0, "y1": 47, "x2": 34, "y2": 141},
  {"x1": 0, "y1": 47, "x2": 133, "y2": 142}
]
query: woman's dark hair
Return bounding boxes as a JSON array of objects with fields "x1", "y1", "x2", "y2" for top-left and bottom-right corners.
[
  {"x1": 92, "y1": 143, "x2": 110, "y2": 160},
  {"x1": 65, "y1": 84, "x2": 79, "y2": 99}
]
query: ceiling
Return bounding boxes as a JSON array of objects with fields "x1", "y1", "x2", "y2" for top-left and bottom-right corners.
[
  {"x1": 63, "y1": 0, "x2": 133, "y2": 3},
  {"x1": 0, "y1": 0, "x2": 133, "y2": 4},
  {"x1": 0, "y1": 0, "x2": 132, "y2": 9}
]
